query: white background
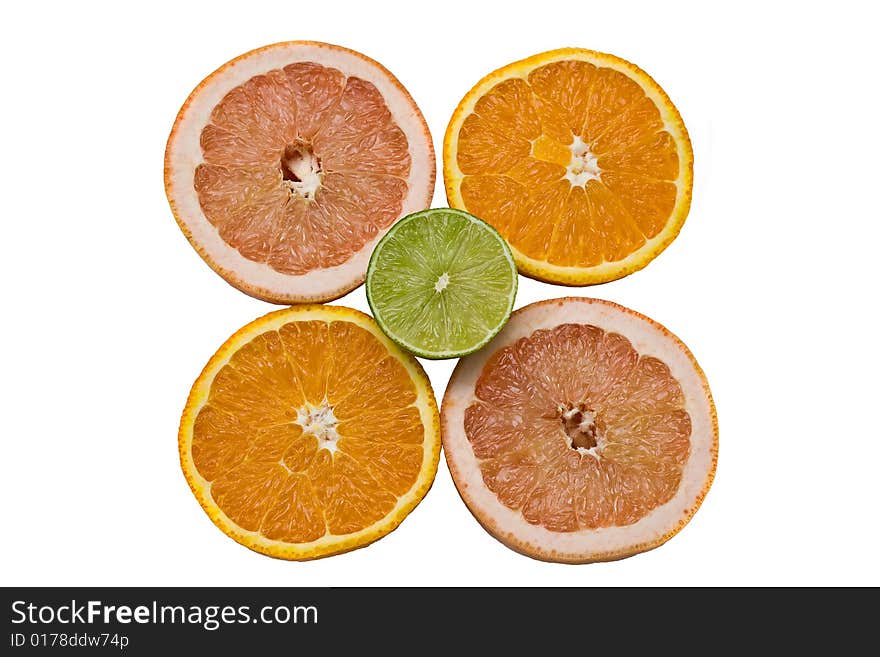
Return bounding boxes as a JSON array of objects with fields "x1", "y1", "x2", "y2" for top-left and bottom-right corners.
[{"x1": 2, "y1": 1, "x2": 878, "y2": 587}]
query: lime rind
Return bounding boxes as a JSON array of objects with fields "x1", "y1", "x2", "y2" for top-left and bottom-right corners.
[{"x1": 366, "y1": 208, "x2": 517, "y2": 359}]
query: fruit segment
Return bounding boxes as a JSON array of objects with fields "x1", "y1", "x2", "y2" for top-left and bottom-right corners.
[
  {"x1": 193, "y1": 320, "x2": 422, "y2": 536},
  {"x1": 166, "y1": 42, "x2": 435, "y2": 304},
  {"x1": 442, "y1": 298, "x2": 717, "y2": 563},
  {"x1": 366, "y1": 209, "x2": 518, "y2": 359},
  {"x1": 183, "y1": 307, "x2": 440, "y2": 559},
  {"x1": 457, "y1": 62, "x2": 676, "y2": 267},
  {"x1": 445, "y1": 49, "x2": 693, "y2": 285}
]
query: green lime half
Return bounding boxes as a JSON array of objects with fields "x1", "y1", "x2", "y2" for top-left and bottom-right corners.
[{"x1": 366, "y1": 208, "x2": 518, "y2": 359}]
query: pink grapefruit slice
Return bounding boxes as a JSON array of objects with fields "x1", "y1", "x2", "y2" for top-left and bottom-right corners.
[
  {"x1": 442, "y1": 297, "x2": 717, "y2": 563},
  {"x1": 165, "y1": 41, "x2": 435, "y2": 304}
]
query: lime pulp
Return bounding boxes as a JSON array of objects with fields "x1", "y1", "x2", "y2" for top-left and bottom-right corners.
[{"x1": 366, "y1": 208, "x2": 517, "y2": 359}]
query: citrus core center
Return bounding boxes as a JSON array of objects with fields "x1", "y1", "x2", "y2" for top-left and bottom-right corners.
[
  {"x1": 281, "y1": 142, "x2": 322, "y2": 200},
  {"x1": 557, "y1": 402, "x2": 603, "y2": 453},
  {"x1": 295, "y1": 399, "x2": 339, "y2": 454},
  {"x1": 565, "y1": 136, "x2": 601, "y2": 187},
  {"x1": 434, "y1": 272, "x2": 450, "y2": 293}
]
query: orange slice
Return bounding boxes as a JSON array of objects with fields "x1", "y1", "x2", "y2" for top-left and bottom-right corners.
[
  {"x1": 165, "y1": 42, "x2": 435, "y2": 304},
  {"x1": 179, "y1": 305, "x2": 440, "y2": 559},
  {"x1": 444, "y1": 49, "x2": 693, "y2": 285},
  {"x1": 442, "y1": 298, "x2": 717, "y2": 563}
]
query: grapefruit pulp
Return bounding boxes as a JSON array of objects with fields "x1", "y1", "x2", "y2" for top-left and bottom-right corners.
[{"x1": 444, "y1": 49, "x2": 693, "y2": 285}]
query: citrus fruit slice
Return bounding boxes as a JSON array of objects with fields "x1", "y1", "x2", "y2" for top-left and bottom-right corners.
[
  {"x1": 365, "y1": 208, "x2": 517, "y2": 359},
  {"x1": 179, "y1": 305, "x2": 440, "y2": 560},
  {"x1": 165, "y1": 41, "x2": 435, "y2": 304},
  {"x1": 442, "y1": 297, "x2": 717, "y2": 563},
  {"x1": 444, "y1": 48, "x2": 693, "y2": 286}
]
